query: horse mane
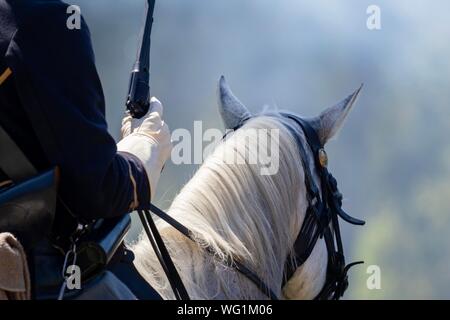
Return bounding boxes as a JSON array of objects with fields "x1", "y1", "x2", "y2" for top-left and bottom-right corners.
[{"x1": 132, "y1": 112, "x2": 327, "y2": 299}]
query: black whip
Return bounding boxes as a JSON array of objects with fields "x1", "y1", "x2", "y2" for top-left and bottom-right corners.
[
  {"x1": 126, "y1": 0, "x2": 155, "y2": 119},
  {"x1": 126, "y1": 0, "x2": 190, "y2": 300}
]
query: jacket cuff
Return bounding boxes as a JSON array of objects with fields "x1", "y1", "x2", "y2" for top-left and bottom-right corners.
[{"x1": 117, "y1": 151, "x2": 151, "y2": 209}]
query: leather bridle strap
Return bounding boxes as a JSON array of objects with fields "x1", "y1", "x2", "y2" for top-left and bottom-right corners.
[
  {"x1": 279, "y1": 114, "x2": 364, "y2": 300},
  {"x1": 138, "y1": 209, "x2": 190, "y2": 300},
  {"x1": 145, "y1": 202, "x2": 279, "y2": 300}
]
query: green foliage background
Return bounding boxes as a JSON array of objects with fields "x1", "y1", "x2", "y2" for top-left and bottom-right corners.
[{"x1": 73, "y1": 0, "x2": 450, "y2": 299}]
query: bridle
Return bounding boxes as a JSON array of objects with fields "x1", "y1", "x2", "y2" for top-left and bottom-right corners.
[
  {"x1": 278, "y1": 113, "x2": 365, "y2": 300},
  {"x1": 138, "y1": 112, "x2": 365, "y2": 300}
]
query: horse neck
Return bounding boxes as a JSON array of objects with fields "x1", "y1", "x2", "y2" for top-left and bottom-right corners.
[
  {"x1": 142, "y1": 224, "x2": 272, "y2": 299},
  {"x1": 134, "y1": 117, "x2": 308, "y2": 299}
]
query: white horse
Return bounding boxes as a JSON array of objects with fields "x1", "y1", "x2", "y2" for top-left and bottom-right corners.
[{"x1": 131, "y1": 77, "x2": 361, "y2": 300}]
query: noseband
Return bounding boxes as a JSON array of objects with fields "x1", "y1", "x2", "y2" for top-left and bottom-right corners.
[{"x1": 139, "y1": 113, "x2": 365, "y2": 300}]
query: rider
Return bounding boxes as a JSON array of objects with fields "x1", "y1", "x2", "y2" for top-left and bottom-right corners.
[{"x1": 0, "y1": 0, "x2": 171, "y2": 299}]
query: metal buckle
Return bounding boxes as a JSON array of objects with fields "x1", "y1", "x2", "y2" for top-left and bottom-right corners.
[{"x1": 318, "y1": 148, "x2": 328, "y2": 168}]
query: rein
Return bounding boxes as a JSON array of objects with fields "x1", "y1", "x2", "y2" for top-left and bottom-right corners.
[{"x1": 139, "y1": 204, "x2": 279, "y2": 300}]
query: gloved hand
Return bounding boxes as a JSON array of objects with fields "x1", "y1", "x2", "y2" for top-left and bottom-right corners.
[{"x1": 117, "y1": 97, "x2": 172, "y2": 200}]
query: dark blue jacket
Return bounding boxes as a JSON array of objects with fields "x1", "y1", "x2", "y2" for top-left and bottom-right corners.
[{"x1": 0, "y1": 0, "x2": 151, "y2": 224}]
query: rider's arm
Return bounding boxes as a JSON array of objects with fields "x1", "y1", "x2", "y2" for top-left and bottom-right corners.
[{"x1": 6, "y1": 2, "x2": 160, "y2": 220}]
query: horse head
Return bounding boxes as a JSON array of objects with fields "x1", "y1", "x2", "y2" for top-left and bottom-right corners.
[
  {"x1": 218, "y1": 76, "x2": 361, "y2": 299},
  {"x1": 133, "y1": 76, "x2": 362, "y2": 300}
]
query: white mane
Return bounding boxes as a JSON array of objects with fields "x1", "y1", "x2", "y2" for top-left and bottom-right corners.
[{"x1": 132, "y1": 113, "x2": 328, "y2": 299}]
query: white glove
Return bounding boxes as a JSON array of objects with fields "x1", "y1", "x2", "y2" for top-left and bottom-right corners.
[{"x1": 117, "y1": 97, "x2": 172, "y2": 201}]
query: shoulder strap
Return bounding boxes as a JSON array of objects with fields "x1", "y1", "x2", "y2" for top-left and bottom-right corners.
[{"x1": 0, "y1": 68, "x2": 37, "y2": 181}]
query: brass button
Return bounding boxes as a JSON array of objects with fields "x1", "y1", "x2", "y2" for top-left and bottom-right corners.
[{"x1": 318, "y1": 148, "x2": 328, "y2": 167}]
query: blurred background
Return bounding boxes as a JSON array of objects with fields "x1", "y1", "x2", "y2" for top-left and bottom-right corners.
[{"x1": 72, "y1": 0, "x2": 450, "y2": 299}]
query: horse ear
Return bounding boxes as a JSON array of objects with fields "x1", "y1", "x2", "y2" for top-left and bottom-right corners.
[
  {"x1": 310, "y1": 84, "x2": 362, "y2": 145},
  {"x1": 217, "y1": 76, "x2": 252, "y2": 129}
]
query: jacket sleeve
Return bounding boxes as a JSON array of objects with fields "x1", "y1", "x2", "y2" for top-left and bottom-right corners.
[{"x1": 5, "y1": 2, "x2": 151, "y2": 220}]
